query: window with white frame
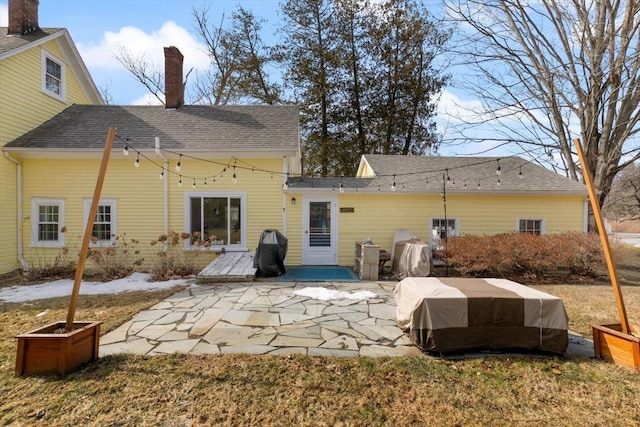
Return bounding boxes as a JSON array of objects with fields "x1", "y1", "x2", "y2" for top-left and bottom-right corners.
[
  {"x1": 518, "y1": 219, "x2": 544, "y2": 235},
  {"x1": 31, "y1": 198, "x2": 65, "y2": 247},
  {"x1": 42, "y1": 51, "x2": 65, "y2": 100},
  {"x1": 84, "y1": 199, "x2": 117, "y2": 246},
  {"x1": 431, "y1": 218, "x2": 458, "y2": 249},
  {"x1": 186, "y1": 193, "x2": 245, "y2": 249}
]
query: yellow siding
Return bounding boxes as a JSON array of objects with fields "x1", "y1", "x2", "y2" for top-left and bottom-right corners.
[
  {"x1": 20, "y1": 157, "x2": 286, "y2": 272},
  {"x1": 0, "y1": 40, "x2": 95, "y2": 274},
  {"x1": 285, "y1": 192, "x2": 585, "y2": 266}
]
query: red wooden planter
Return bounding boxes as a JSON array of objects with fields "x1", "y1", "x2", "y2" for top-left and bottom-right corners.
[
  {"x1": 591, "y1": 323, "x2": 640, "y2": 372},
  {"x1": 15, "y1": 321, "x2": 101, "y2": 377}
]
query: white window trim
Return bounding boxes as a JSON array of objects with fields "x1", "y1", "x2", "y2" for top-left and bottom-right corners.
[
  {"x1": 31, "y1": 198, "x2": 65, "y2": 248},
  {"x1": 83, "y1": 198, "x2": 117, "y2": 247},
  {"x1": 41, "y1": 49, "x2": 66, "y2": 101},
  {"x1": 429, "y1": 217, "x2": 459, "y2": 249},
  {"x1": 184, "y1": 192, "x2": 247, "y2": 251},
  {"x1": 516, "y1": 218, "x2": 546, "y2": 234}
]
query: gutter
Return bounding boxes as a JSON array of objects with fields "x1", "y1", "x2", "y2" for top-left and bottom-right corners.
[
  {"x1": 155, "y1": 137, "x2": 169, "y2": 252},
  {"x1": 3, "y1": 152, "x2": 29, "y2": 273}
]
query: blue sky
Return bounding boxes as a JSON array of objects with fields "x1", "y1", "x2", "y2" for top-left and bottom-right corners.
[{"x1": 0, "y1": 0, "x2": 508, "y2": 156}]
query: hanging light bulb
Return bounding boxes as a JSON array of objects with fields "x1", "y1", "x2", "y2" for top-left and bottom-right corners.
[
  {"x1": 496, "y1": 159, "x2": 502, "y2": 176},
  {"x1": 340, "y1": 176, "x2": 344, "y2": 193},
  {"x1": 175, "y1": 154, "x2": 182, "y2": 172},
  {"x1": 232, "y1": 166, "x2": 237, "y2": 183},
  {"x1": 391, "y1": 174, "x2": 396, "y2": 191},
  {"x1": 178, "y1": 175, "x2": 182, "y2": 187},
  {"x1": 123, "y1": 145, "x2": 129, "y2": 156},
  {"x1": 204, "y1": 178, "x2": 207, "y2": 186},
  {"x1": 378, "y1": 185, "x2": 381, "y2": 193},
  {"x1": 519, "y1": 166, "x2": 524, "y2": 179},
  {"x1": 497, "y1": 178, "x2": 501, "y2": 186},
  {"x1": 134, "y1": 153, "x2": 140, "y2": 167},
  {"x1": 477, "y1": 180, "x2": 481, "y2": 189},
  {"x1": 464, "y1": 180, "x2": 468, "y2": 189},
  {"x1": 159, "y1": 169, "x2": 164, "y2": 180},
  {"x1": 283, "y1": 174, "x2": 289, "y2": 191},
  {"x1": 192, "y1": 178, "x2": 196, "y2": 189}
]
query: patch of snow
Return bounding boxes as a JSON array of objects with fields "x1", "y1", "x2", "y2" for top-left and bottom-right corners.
[
  {"x1": 0, "y1": 272, "x2": 193, "y2": 303},
  {"x1": 293, "y1": 287, "x2": 377, "y2": 301}
]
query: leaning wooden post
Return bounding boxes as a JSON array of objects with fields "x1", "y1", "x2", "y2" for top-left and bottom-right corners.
[
  {"x1": 65, "y1": 128, "x2": 115, "y2": 331},
  {"x1": 573, "y1": 138, "x2": 630, "y2": 335}
]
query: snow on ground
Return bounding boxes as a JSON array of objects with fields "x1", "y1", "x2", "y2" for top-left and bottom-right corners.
[
  {"x1": 293, "y1": 287, "x2": 378, "y2": 301},
  {"x1": 0, "y1": 272, "x2": 193, "y2": 303}
]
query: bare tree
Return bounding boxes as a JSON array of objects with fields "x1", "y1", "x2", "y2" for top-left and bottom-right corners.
[
  {"x1": 604, "y1": 162, "x2": 640, "y2": 222},
  {"x1": 115, "y1": 48, "x2": 165, "y2": 105},
  {"x1": 445, "y1": 0, "x2": 640, "y2": 207}
]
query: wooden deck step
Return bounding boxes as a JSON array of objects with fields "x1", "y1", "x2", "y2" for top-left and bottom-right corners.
[{"x1": 197, "y1": 252, "x2": 257, "y2": 283}]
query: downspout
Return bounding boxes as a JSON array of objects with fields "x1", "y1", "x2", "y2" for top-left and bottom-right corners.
[
  {"x1": 3, "y1": 152, "x2": 29, "y2": 272},
  {"x1": 282, "y1": 155, "x2": 288, "y2": 236},
  {"x1": 155, "y1": 137, "x2": 169, "y2": 252}
]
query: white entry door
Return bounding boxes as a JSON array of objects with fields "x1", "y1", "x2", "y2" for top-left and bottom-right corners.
[{"x1": 302, "y1": 196, "x2": 338, "y2": 265}]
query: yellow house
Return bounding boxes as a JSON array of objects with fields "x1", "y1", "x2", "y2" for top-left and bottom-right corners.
[
  {"x1": 284, "y1": 155, "x2": 588, "y2": 266},
  {"x1": 0, "y1": 0, "x2": 103, "y2": 275}
]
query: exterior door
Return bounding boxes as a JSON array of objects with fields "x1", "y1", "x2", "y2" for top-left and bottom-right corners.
[{"x1": 302, "y1": 196, "x2": 338, "y2": 265}]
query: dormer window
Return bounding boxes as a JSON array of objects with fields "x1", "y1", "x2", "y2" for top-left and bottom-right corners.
[{"x1": 41, "y1": 50, "x2": 65, "y2": 101}]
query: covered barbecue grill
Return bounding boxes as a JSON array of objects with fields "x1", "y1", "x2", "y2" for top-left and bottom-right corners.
[{"x1": 254, "y1": 229, "x2": 288, "y2": 277}]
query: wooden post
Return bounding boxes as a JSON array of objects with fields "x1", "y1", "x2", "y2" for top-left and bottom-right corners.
[
  {"x1": 573, "y1": 138, "x2": 630, "y2": 335},
  {"x1": 65, "y1": 128, "x2": 115, "y2": 331}
]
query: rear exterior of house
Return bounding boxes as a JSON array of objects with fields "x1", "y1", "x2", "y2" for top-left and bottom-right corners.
[
  {"x1": 283, "y1": 155, "x2": 587, "y2": 266},
  {"x1": 0, "y1": 0, "x2": 103, "y2": 275}
]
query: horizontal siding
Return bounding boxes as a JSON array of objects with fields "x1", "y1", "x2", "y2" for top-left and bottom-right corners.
[
  {"x1": 285, "y1": 192, "x2": 585, "y2": 266},
  {"x1": 0, "y1": 158, "x2": 19, "y2": 273},
  {"x1": 20, "y1": 157, "x2": 286, "y2": 272},
  {"x1": 0, "y1": 41, "x2": 93, "y2": 146}
]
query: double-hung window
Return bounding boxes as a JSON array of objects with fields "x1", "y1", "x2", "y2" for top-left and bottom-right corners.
[
  {"x1": 431, "y1": 218, "x2": 458, "y2": 249},
  {"x1": 42, "y1": 50, "x2": 65, "y2": 100},
  {"x1": 518, "y1": 219, "x2": 544, "y2": 235},
  {"x1": 84, "y1": 199, "x2": 117, "y2": 246},
  {"x1": 31, "y1": 198, "x2": 65, "y2": 247},
  {"x1": 186, "y1": 193, "x2": 246, "y2": 249}
]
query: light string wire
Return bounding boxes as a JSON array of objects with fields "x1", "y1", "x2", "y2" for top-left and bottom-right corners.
[{"x1": 116, "y1": 133, "x2": 552, "y2": 190}]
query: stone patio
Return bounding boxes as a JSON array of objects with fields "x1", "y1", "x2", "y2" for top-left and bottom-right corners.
[{"x1": 99, "y1": 280, "x2": 595, "y2": 359}]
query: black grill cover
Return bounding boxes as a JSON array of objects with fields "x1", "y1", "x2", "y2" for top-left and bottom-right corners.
[{"x1": 254, "y1": 230, "x2": 288, "y2": 277}]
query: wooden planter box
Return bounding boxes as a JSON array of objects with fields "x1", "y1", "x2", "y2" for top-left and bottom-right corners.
[
  {"x1": 591, "y1": 323, "x2": 640, "y2": 372},
  {"x1": 15, "y1": 321, "x2": 101, "y2": 377}
]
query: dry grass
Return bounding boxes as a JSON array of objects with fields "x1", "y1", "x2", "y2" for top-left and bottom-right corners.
[{"x1": 1, "y1": 273, "x2": 640, "y2": 425}]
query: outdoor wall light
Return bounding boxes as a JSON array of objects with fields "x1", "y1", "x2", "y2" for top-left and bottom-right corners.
[{"x1": 291, "y1": 197, "x2": 297, "y2": 205}]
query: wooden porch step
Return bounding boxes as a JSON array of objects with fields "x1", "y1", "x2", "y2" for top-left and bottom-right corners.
[{"x1": 197, "y1": 252, "x2": 257, "y2": 283}]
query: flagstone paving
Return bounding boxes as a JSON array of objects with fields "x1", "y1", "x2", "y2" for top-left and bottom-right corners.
[
  {"x1": 100, "y1": 281, "x2": 424, "y2": 358},
  {"x1": 99, "y1": 281, "x2": 595, "y2": 359}
]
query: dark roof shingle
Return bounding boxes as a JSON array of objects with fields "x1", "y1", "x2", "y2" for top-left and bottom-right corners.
[
  {"x1": 5, "y1": 104, "x2": 300, "y2": 153},
  {"x1": 0, "y1": 27, "x2": 64, "y2": 56}
]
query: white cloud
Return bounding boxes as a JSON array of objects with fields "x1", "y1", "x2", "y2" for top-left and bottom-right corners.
[
  {"x1": 77, "y1": 21, "x2": 210, "y2": 75},
  {"x1": 131, "y1": 92, "x2": 164, "y2": 106}
]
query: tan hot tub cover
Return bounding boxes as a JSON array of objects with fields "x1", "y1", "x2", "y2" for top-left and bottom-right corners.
[{"x1": 394, "y1": 277, "x2": 569, "y2": 354}]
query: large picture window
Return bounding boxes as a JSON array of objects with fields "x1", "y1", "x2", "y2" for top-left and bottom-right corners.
[
  {"x1": 186, "y1": 193, "x2": 245, "y2": 249},
  {"x1": 41, "y1": 50, "x2": 65, "y2": 100},
  {"x1": 84, "y1": 199, "x2": 117, "y2": 246},
  {"x1": 31, "y1": 198, "x2": 65, "y2": 247}
]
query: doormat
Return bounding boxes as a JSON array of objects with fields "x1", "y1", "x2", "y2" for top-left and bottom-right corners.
[{"x1": 280, "y1": 266, "x2": 360, "y2": 282}]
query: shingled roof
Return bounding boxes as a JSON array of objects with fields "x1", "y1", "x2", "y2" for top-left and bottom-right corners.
[
  {"x1": 4, "y1": 104, "x2": 301, "y2": 155},
  {"x1": 288, "y1": 154, "x2": 586, "y2": 195},
  {"x1": 0, "y1": 27, "x2": 64, "y2": 56}
]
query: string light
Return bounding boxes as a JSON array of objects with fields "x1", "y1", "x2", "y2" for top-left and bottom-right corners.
[
  {"x1": 123, "y1": 145, "x2": 129, "y2": 156},
  {"x1": 232, "y1": 166, "x2": 238, "y2": 184},
  {"x1": 204, "y1": 178, "x2": 207, "y2": 186},
  {"x1": 192, "y1": 178, "x2": 196, "y2": 189},
  {"x1": 496, "y1": 159, "x2": 502, "y2": 176},
  {"x1": 282, "y1": 173, "x2": 289, "y2": 191},
  {"x1": 497, "y1": 178, "x2": 501, "y2": 186},
  {"x1": 464, "y1": 179, "x2": 468, "y2": 189},
  {"x1": 477, "y1": 180, "x2": 481, "y2": 189},
  {"x1": 178, "y1": 175, "x2": 182, "y2": 187},
  {"x1": 340, "y1": 176, "x2": 344, "y2": 193},
  {"x1": 175, "y1": 154, "x2": 182, "y2": 172},
  {"x1": 159, "y1": 169, "x2": 164, "y2": 180},
  {"x1": 391, "y1": 174, "x2": 396, "y2": 191},
  {"x1": 519, "y1": 166, "x2": 523, "y2": 179},
  {"x1": 134, "y1": 153, "x2": 140, "y2": 168}
]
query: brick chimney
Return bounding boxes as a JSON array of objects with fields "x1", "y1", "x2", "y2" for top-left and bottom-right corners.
[
  {"x1": 8, "y1": 0, "x2": 40, "y2": 35},
  {"x1": 164, "y1": 46, "x2": 185, "y2": 109}
]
